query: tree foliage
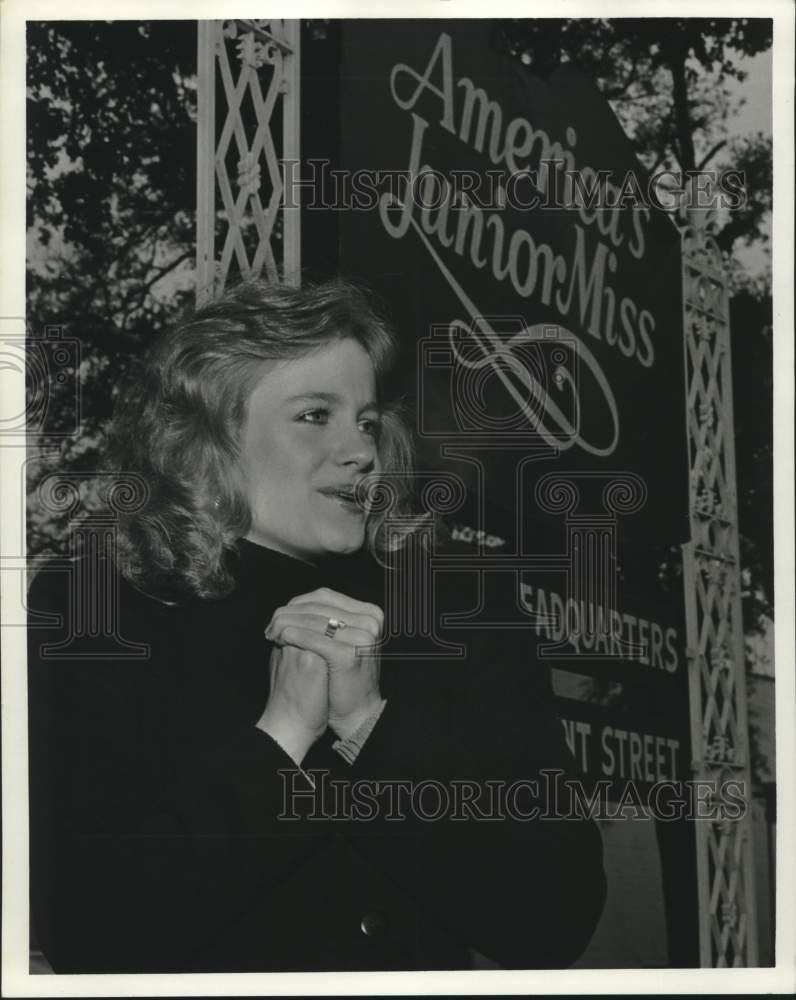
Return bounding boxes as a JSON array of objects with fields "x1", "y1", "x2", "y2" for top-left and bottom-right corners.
[
  {"x1": 27, "y1": 21, "x2": 197, "y2": 372},
  {"x1": 498, "y1": 18, "x2": 771, "y2": 161},
  {"x1": 498, "y1": 18, "x2": 773, "y2": 281},
  {"x1": 27, "y1": 21, "x2": 198, "y2": 551}
]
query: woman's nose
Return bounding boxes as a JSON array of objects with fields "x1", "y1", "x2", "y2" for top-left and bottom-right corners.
[{"x1": 335, "y1": 425, "x2": 377, "y2": 470}]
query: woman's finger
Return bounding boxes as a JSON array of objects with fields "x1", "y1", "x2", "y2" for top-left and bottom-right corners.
[
  {"x1": 287, "y1": 588, "x2": 383, "y2": 627},
  {"x1": 269, "y1": 602, "x2": 381, "y2": 639},
  {"x1": 275, "y1": 624, "x2": 358, "y2": 670},
  {"x1": 267, "y1": 612, "x2": 377, "y2": 653}
]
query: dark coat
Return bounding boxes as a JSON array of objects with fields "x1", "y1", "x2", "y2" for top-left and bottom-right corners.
[{"x1": 27, "y1": 538, "x2": 606, "y2": 973}]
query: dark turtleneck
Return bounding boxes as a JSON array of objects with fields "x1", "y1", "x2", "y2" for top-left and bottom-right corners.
[
  {"x1": 27, "y1": 537, "x2": 607, "y2": 973},
  {"x1": 229, "y1": 536, "x2": 383, "y2": 605}
]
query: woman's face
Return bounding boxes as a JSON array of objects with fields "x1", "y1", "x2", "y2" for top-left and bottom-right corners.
[{"x1": 239, "y1": 337, "x2": 382, "y2": 561}]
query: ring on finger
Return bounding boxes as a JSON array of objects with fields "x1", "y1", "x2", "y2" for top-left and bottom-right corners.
[{"x1": 324, "y1": 617, "x2": 348, "y2": 639}]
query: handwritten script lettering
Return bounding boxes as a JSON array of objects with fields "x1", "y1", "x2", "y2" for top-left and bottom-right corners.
[{"x1": 380, "y1": 32, "x2": 663, "y2": 457}]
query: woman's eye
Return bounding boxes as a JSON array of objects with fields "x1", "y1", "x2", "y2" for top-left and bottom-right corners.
[
  {"x1": 359, "y1": 417, "x2": 381, "y2": 438},
  {"x1": 297, "y1": 408, "x2": 329, "y2": 425}
]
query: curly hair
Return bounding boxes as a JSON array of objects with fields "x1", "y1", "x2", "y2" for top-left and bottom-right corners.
[{"x1": 108, "y1": 278, "x2": 417, "y2": 604}]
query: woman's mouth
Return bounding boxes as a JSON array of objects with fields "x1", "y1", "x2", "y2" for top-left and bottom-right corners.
[{"x1": 319, "y1": 486, "x2": 364, "y2": 515}]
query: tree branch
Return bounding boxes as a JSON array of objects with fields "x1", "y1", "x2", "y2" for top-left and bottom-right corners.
[
  {"x1": 697, "y1": 139, "x2": 728, "y2": 170},
  {"x1": 125, "y1": 250, "x2": 193, "y2": 315},
  {"x1": 666, "y1": 35, "x2": 696, "y2": 173},
  {"x1": 605, "y1": 54, "x2": 639, "y2": 99},
  {"x1": 650, "y1": 148, "x2": 669, "y2": 173}
]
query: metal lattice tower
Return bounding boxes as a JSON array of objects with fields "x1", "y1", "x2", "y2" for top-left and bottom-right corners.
[
  {"x1": 681, "y1": 203, "x2": 759, "y2": 966},
  {"x1": 196, "y1": 19, "x2": 300, "y2": 304}
]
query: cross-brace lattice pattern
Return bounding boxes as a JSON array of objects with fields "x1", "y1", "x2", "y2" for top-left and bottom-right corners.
[
  {"x1": 681, "y1": 206, "x2": 758, "y2": 966},
  {"x1": 196, "y1": 19, "x2": 300, "y2": 304}
]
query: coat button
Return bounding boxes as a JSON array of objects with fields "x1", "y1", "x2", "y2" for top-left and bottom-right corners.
[{"x1": 360, "y1": 910, "x2": 389, "y2": 937}]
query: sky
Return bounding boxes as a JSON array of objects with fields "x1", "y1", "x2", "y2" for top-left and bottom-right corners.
[
  {"x1": 730, "y1": 49, "x2": 773, "y2": 137},
  {"x1": 712, "y1": 48, "x2": 773, "y2": 283}
]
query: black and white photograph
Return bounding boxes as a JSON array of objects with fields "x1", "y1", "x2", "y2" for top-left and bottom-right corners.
[{"x1": 1, "y1": 1, "x2": 793, "y2": 994}]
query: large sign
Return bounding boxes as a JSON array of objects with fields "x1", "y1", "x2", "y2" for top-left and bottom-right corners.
[{"x1": 338, "y1": 20, "x2": 688, "y2": 545}]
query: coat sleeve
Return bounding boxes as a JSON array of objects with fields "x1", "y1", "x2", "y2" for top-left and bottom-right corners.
[
  {"x1": 26, "y1": 564, "x2": 331, "y2": 974},
  {"x1": 339, "y1": 650, "x2": 608, "y2": 969}
]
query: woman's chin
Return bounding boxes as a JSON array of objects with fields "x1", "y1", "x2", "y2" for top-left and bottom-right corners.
[{"x1": 323, "y1": 526, "x2": 366, "y2": 556}]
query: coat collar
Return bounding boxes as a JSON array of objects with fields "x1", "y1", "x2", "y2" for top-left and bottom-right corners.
[
  {"x1": 230, "y1": 538, "x2": 384, "y2": 607},
  {"x1": 231, "y1": 538, "x2": 324, "y2": 590}
]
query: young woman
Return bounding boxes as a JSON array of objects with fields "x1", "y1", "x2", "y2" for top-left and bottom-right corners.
[{"x1": 27, "y1": 278, "x2": 606, "y2": 973}]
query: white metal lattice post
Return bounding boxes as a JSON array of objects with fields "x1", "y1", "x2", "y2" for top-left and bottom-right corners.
[
  {"x1": 281, "y1": 18, "x2": 301, "y2": 287},
  {"x1": 196, "y1": 22, "x2": 217, "y2": 306},
  {"x1": 195, "y1": 19, "x2": 301, "y2": 303},
  {"x1": 681, "y1": 202, "x2": 759, "y2": 966}
]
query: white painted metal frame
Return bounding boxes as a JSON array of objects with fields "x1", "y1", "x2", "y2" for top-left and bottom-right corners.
[
  {"x1": 681, "y1": 203, "x2": 759, "y2": 966},
  {"x1": 196, "y1": 19, "x2": 300, "y2": 305}
]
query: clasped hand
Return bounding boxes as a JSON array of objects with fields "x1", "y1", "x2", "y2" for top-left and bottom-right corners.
[{"x1": 256, "y1": 587, "x2": 383, "y2": 764}]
